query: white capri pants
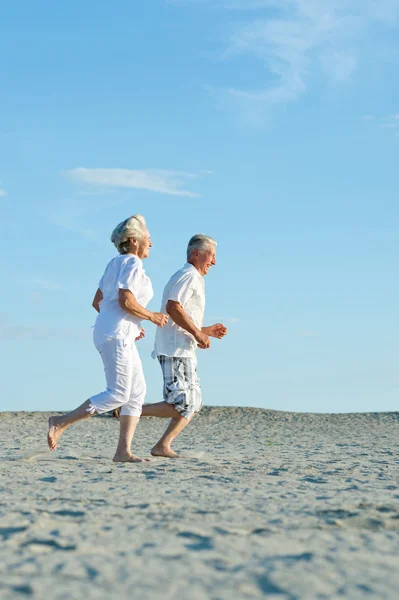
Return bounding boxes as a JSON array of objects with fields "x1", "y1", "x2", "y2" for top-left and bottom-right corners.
[{"x1": 89, "y1": 338, "x2": 146, "y2": 418}]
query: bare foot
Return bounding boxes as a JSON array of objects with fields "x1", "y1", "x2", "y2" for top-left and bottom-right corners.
[
  {"x1": 151, "y1": 444, "x2": 180, "y2": 458},
  {"x1": 47, "y1": 416, "x2": 66, "y2": 451},
  {"x1": 112, "y1": 452, "x2": 150, "y2": 463}
]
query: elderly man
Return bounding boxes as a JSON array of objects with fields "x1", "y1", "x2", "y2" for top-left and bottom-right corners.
[{"x1": 141, "y1": 234, "x2": 228, "y2": 457}]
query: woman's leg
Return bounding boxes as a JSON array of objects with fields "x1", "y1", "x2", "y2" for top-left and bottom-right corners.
[
  {"x1": 89, "y1": 339, "x2": 133, "y2": 414},
  {"x1": 47, "y1": 338, "x2": 133, "y2": 451},
  {"x1": 113, "y1": 343, "x2": 149, "y2": 462},
  {"x1": 47, "y1": 399, "x2": 96, "y2": 451},
  {"x1": 113, "y1": 416, "x2": 149, "y2": 462}
]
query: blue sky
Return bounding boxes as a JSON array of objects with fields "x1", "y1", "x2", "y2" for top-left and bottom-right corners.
[{"x1": 0, "y1": 0, "x2": 398, "y2": 413}]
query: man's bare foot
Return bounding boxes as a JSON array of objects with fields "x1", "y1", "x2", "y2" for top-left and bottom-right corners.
[
  {"x1": 112, "y1": 452, "x2": 150, "y2": 463},
  {"x1": 151, "y1": 444, "x2": 179, "y2": 458},
  {"x1": 47, "y1": 416, "x2": 66, "y2": 451}
]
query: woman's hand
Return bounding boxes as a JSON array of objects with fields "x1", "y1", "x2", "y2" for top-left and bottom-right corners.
[
  {"x1": 135, "y1": 328, "x2": 146, "y2": 342},
  {"x1": 151, "y1": 312, "x2": 169, "y2": 328},
  {"x1": 92, "y1": 288, "x2": 103, "y2": 313}
]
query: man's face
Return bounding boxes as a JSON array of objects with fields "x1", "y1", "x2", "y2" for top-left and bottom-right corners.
[{"x1": 196, "y1": 246, "x2": 216, "y2": 276}]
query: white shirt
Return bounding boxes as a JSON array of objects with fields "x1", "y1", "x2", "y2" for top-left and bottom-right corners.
[
  {"x1": 153, "y1": 263, "x2": 205, "y2": 358},
  {"x1": 93, "y1": 254, "x2": 153, "y2": 346}
]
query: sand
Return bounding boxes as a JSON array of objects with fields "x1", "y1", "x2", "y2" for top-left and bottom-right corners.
[{"x1": 0, "y1": 408, "x2": 398, "y2": 599}]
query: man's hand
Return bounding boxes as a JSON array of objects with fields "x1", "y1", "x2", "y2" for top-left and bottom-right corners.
[
  {"x1": 195, "y1": 330, "x2": 210, "y2": 349},
  {"x1": 151, "y1": 312, "x2": 169, "y2": 328},
  {"x1": 135, "y1": 328, "x2": 146, "y2": 342},
  {"x1": 208, "y1": 323, "x2": 228, "y2": 339}
]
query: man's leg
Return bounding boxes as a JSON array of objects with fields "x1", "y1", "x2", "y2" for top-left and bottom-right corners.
[
  {"x1": 150, "y1": 414, "x2": 191, "y2": 458},
  {"x1": 141, "y1": 402, "x2": 181, "y2": 418},
  {"x1": 144, "y1": 356, "x2": 200, "y2": 458},
  {"x1": 141, "y1": 402, "x2": 187, "y2": 457}
]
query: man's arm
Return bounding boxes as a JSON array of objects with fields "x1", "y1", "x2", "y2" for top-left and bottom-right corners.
[
  {"x1": 92, "y1": 288, "x2": 103, "y2": 313},
  {"x1": 202, "y1": 324, "x2": 228, "y2": 339},
  {"x1": 166, "y1": 300, "x2": 210, "y2": 349}
]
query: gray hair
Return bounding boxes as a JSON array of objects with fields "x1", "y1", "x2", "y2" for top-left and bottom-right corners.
[
  {"x1": 111, "y1": 214, "x2": 147, "y2": 254},
  {"x1": 186, "y1": 234, "x2": 217, "y2": 261}
]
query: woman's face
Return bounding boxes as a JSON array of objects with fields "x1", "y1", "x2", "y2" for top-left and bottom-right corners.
[{"x1": 136, "y1": 230, "x2": 152, "y2": 259}]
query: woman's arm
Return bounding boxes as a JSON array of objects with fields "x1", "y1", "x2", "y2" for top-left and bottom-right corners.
[
  {"x1": 166, "y1": 300, "x2": 210, "y2": 349},
  {"x1": 92, "y1": 288, "x2": 103, "y2": 313},
  {"x1": 119, "y1": 289, "x2": 168, "y2": 327}
]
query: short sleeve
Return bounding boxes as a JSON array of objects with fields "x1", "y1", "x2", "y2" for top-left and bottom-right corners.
[
  {"x1": 117, "y1": 258, "x2": 142, "y2": 296},
  {"x1": 98, "y1": 275, "x2": 104, "y2": 291},
  {"x1": 167, "y1": 273, "x2": 194, "y2": 307}
]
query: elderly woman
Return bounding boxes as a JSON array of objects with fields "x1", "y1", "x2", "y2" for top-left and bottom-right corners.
[{"x1": 47, "y1": 214, "x2": 168, "y2": 462}]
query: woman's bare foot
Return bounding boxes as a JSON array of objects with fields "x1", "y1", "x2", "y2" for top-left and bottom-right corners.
[
  {"x1": 47, "y1": 400, "x2": 95, "y2": 451},
  {"x1": 112, "y1": 452, "x2": 150, "y2": 463},
  {"x1": 47, "y1": 416, "x2": 67, "y2": 451},
  {"x1": 151, "y1": 444, "x2": 179, "y2": 458}
]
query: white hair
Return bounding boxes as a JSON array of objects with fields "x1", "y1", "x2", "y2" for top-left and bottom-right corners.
[
  {"x1": 186, "y1": 234, "x2": 217, "y2": 261},
  {"x1": 111, "y1": 214, "x2": 147, "y2": 254}
]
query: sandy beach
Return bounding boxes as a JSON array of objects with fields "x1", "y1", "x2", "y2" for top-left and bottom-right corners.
[{"x1": 0, "y1": 408, "x2": 398, "y2": 599}]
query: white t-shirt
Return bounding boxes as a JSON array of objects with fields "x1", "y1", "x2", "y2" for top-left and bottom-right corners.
[
  {"x1": 93, "y1": 254, "x2": 153, "y2": 346},
  {"x1": 153, "y1": 263, "x2": 205, "y2": 358}
]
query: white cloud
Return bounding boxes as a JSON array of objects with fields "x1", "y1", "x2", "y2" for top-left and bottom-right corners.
[
  {"x1": 51, "y1": 216, "x2": 98, "y2": 240},
  {"x1": 0, "y1": 315, "x2": 89, "y2": 341},
  {"x1": 0, "y1": 189, "x2": 7, "y2": 197},
  {"x1": 320, "y1": 50, "x2": 358, "y2": 82},
  {"x1": 65, "y1": 168, "x2": 202, "y2": 198},
  {"x1": 47, "y1": 198, "x2": 100, "y2": 241},
  {"x1": 78, "y1": 189, "x2": 117, "y2": 196},
  {"x1": 32, "y1": 277, "x2": 64, "y2": 291},
  {"x1": 178, "y1": 0, "x2": 399, "y2": 121},
  {"x1": 362, "y1": 113, "x2": 399, "y2": 136},
  {"x1": 170, "y1": 0, "x2": 271, "y2": 7},
  {"x1": 45, "y1": 194, "x2": 125, "y2": 240},
  {"x1": 209, "y1": 315, "x2": 240, "y2": 323},
  {"x1": 297, "y1": 329, "x2": 316, "y2": 337}
]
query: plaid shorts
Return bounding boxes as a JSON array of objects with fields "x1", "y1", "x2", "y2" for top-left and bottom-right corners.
[{"x1": 158, "y1": 355, "x2": 202, "y2": 420}]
